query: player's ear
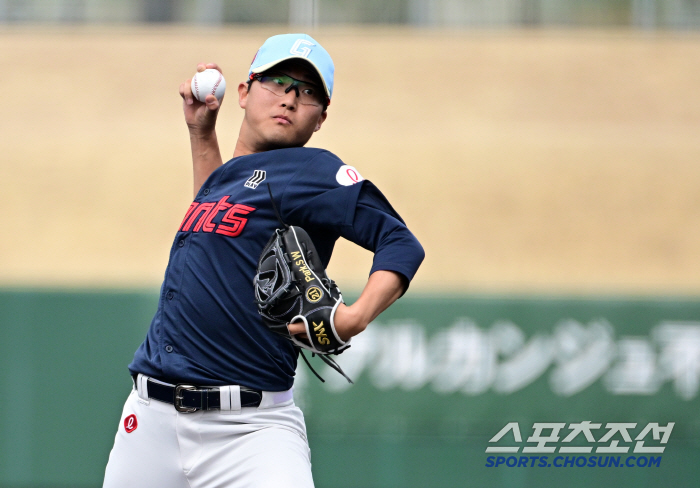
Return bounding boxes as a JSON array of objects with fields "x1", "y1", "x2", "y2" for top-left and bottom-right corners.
[
  {"x1": 238, "y1": 82, "x2": 249, "y2": 109},
  {"x1": 313, "y1": 110, "x2": 328, "y2": 132}
]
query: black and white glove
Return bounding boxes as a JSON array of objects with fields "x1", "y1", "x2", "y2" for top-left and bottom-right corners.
[{"x1": 254, "y1": 225, "x2": 352, "y2": 382}]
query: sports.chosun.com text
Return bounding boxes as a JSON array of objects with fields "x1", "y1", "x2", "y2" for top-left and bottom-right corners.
[{"x1": 486, "y1": 455, "x2": 661, "y2": 468}]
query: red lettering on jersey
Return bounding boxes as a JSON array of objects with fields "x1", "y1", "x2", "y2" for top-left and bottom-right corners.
[
  {"x1": 182, "y1": 203, "x2": 212, "y2": 232},
  {"x1": 202, "y1": 196, "x2": 233, "y2": 233},
  {"x1": 192, "y1": 202, "x2": 216, "y2": 232},
  {"x1": 179, "y1": 198, "x2": 256, "y2": 237},
  {"x1": 179, "y1": 202, "x2": 199, "y2": 231},
  {"x1": 124, "y1": 414, "x2": 138, "y2": 433},
  {"x1": 216, "y1": 204, "x2": 256, "y2": 237}
]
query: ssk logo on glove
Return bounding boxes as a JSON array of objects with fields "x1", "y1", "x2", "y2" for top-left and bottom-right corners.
[{"x1": 313, "y1": 321, "x2": 330, "y2": 345}]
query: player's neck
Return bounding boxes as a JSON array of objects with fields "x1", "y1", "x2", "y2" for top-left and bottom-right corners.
[
  {"x1": 232, "y1": 137, "x2": 256, "y2": 159},
  {"x1": 233, "y1": 125, "x2": 305, "y2": 158},
  {"x1": 232, "y1": 122, "x2": 272, "y2": 158}
]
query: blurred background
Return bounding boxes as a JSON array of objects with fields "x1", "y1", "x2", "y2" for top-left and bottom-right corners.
[{"x1": 1, "y1": 1, "x2": 700, "y2": 487}]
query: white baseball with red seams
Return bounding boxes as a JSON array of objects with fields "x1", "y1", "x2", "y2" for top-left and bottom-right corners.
[{"x1": 191, "y1": 69, "x2": 226, "y2": 102}]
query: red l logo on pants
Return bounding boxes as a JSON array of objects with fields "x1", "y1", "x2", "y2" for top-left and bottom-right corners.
[{"x1": 124, "y1": 414, "x2": 138, "y2": 433}]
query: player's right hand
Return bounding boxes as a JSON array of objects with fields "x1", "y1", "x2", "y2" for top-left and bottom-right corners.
[{"x1": 179, "y1": 63, "x2": 223, "y2": 136}]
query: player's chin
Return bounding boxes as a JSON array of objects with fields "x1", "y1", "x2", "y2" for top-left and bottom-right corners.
[{"x1": 262, "y1": 129, "x2": 313, "y2": 150}]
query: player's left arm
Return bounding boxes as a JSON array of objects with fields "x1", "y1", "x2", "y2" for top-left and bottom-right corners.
[
  {"x1": 288, "y1": 181, "x2": 424, "y2": 341},
  {"x1": 287, "y1": 270, "x2": 404, "y2": 340}
]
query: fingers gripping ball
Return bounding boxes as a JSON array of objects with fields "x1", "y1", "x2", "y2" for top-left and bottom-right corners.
[
  {"x1": 254, "y1": 226, "x2": 350, "y2": 356},
  {"x1": 191, "y1": 69, "x2": 226, "y2": 102}
]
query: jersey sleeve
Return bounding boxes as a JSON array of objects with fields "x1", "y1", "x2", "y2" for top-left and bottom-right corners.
[
  {"x1": 341, "y1": 181, "x2": 425, "y2": 288},
  {"x1": 280, "y1": 150, "x2": 424, "y2": 288}
]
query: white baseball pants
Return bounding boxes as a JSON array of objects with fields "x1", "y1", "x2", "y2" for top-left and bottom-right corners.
[{"x1": 102, "y1": 382, "x2": 314, "y2": 488}]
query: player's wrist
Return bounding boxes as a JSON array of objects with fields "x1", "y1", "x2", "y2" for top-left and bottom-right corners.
[
  {"x1": 335, "y1": 303, "x2": 369, "y2": 340},
  {"x1": 188, "y1": 127, "x2": 218, "y2": 140}
]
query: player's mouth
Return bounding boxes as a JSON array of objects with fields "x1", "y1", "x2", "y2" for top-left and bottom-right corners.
[{"x1": 273, "y1": 115, "x2": 292, "y2": 125}]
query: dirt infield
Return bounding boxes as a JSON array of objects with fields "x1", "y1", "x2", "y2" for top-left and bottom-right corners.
[{"x1": 1, "y1": 26, "x2": 699, "y2": 294}]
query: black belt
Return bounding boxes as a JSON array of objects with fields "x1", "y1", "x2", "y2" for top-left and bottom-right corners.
[{"x1": 134, "y1": 375, "x2": 263, "y2": 412}]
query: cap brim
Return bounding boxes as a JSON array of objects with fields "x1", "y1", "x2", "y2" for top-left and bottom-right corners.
[{"x1": 251, "y1": 56, "x2": 331, "y2": 100}]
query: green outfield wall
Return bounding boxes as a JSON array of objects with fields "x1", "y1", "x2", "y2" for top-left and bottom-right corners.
[{"x1": 1, "y1": 290, "x2": 699, "y2": 488}]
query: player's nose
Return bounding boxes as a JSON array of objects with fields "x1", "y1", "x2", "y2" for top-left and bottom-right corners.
[{"x1": 279, "y1": 88, "x2": 297, "y2": 110}]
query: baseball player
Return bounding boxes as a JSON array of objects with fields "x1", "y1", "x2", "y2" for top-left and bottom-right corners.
[{"x1": 102, "y1": 33, "x2": 424, "y2": 488}]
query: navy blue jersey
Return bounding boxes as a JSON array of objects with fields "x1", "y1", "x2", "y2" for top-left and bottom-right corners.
[{"x1": 129, "y1": 147, "x2": 424, "y2": 391}]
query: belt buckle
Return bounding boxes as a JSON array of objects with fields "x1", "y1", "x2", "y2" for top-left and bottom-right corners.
[{"x1": 174, "y1": 384, "x2": 198, "y2": 413}]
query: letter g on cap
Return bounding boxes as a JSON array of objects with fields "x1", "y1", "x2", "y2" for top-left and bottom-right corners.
[{"x1": 290, "y1": 39, "x2": 315, "y2": 57}]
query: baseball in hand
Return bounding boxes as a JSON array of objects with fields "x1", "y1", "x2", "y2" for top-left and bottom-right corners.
[{"x1": 191, "y1": 69, "x2": 226, "y2": 102}]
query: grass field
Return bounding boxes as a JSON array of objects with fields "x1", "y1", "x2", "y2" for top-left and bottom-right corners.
[{"x1": 1, "y1": 26, "x2": 699, "y2": 294}]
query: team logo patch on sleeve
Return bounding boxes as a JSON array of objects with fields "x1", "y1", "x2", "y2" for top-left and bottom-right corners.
[
  {"x1": 245, "y1": 170, "x2": 267, "y2": 189},
  {"x1": 336, "y1": 165, "x2": 363, "y2": 186}
]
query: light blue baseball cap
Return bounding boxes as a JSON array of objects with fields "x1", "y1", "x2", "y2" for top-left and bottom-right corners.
[{"x1": 248, "y1": 33, "x2": 335, "y2": 104}]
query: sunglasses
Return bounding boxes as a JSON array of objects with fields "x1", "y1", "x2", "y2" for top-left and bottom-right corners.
[{"x1": 251, "y1": 73, "x2": 326, "y2": 107}]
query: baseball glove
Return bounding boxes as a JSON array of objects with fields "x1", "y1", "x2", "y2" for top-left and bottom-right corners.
[{"x1": 254, "y1": 224, "x2": 353, "y2": 382}]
